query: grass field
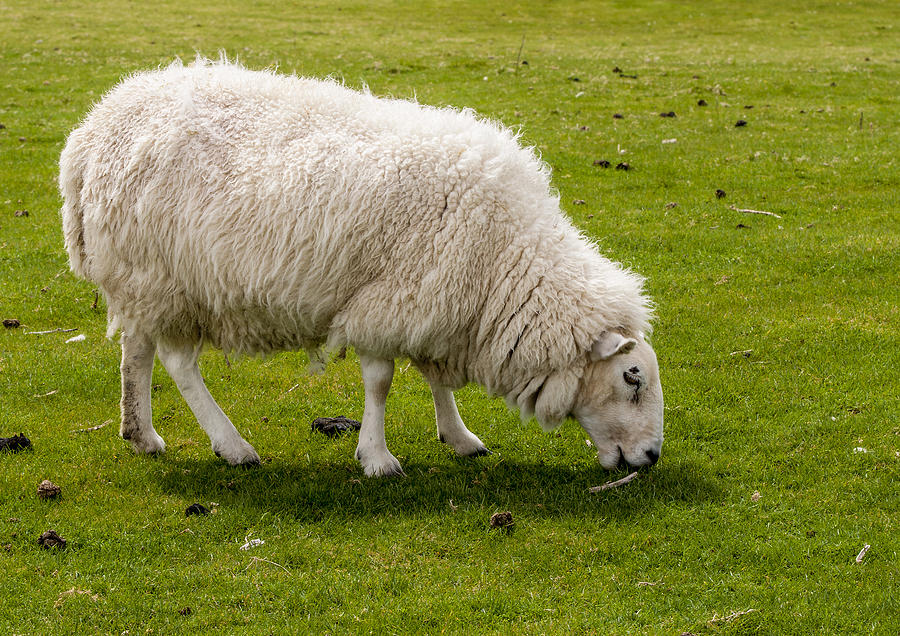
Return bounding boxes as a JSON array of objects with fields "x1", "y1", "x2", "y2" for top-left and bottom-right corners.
[{"x1": 1, "y1": 0, "x2": 898, "y2": 633}]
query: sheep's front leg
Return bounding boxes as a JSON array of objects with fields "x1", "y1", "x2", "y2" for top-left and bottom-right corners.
[
  {"x1": 355, "y1": 354, "x2": 404, "y2": 477},
  {"x1": 429, "y1": 384, "x2": 490, "y2": 457},
  {"x1": 120, "y1": 330, "x2": 165, "y2": 454},
  {"x1": 156, "y1": 341, "x2": 260, "y2": 466}
]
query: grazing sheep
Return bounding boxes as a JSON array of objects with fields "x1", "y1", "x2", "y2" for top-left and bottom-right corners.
[{"x1": 59, "y1": 58, "x2": 663, "y2": 476}]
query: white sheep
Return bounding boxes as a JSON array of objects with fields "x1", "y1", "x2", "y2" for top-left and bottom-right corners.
[{"x1": 59, "y1": 58, "x2": 663, "y2": 476}]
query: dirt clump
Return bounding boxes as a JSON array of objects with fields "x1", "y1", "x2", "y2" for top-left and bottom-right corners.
[
  {"x1": 185, "y1": 503, "x2": 210, "y2": 516},
  {"x1": 311, "y1": 416, "x2": 361, "y2": 437},
  {"x1": 38, "y1": 530, "x2": 66, "y2": 550},
  {"x1": 0, "y1": 434, "x2": 31, "y2": 452},
  {"x1": 490, "y1": 511, "x2": 514, "y2": 531},
  {"x1": 37, "y1": 480, "x2": 61, "y2": 500}
]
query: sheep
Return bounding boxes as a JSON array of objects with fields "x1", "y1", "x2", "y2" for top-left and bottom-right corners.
[{"x1": 59, "y1": 58, "x2": 663, "y2": 476}]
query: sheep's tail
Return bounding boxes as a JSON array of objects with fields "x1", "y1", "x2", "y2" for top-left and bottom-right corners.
[
  {"x1": 59, "y1": 131, "x2": 123, "y2": 339},
  {"x1": 59, "y1": 131, "x2": 91, "y2": 280}
]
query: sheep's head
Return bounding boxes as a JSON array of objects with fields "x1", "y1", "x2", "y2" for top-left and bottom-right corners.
[
  {"x1": 528, "y1": 331, "x2": 663, "y2": 470},
  {"x1": 575, "y1": 331, "x2": 664, "y2": 469}
]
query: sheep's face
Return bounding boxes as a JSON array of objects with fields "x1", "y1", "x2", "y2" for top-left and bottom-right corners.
[{"x1": 572, "y1": 332, "x2": 664, "y2": 470}]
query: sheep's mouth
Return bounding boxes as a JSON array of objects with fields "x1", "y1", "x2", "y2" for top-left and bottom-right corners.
[{"x1": 615, "y1": 445, "x2": 631, "y2": 471}]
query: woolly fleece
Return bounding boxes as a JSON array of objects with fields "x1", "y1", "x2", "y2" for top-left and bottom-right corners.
[{"x1": 59, "y1": 58, "x2": 652, "y2": 409}]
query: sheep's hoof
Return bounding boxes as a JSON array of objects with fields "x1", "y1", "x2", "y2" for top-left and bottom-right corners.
[
  {"x1": 128, "y1": 431, "x2": 167, "y2": 455},
  {"x1": 357, "y1": 448, "x2": 405, "y2": 478},
  {"x1": 443, "y1": 433, "x2": 490, "y2": 457},
  {"x1": 214, "y1": 439, "x2": 260, "y2": 466}
]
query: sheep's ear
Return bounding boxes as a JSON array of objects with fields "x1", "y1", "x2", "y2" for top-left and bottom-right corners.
[
  {"x1": 591, "y1": 331, "x2": 637, "y2": 361},
  {"x1": 535, "y1": 370, "x2": 579, "y2": 432}
]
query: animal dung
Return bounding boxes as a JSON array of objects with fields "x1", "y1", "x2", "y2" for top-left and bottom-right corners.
[
  {"x1": 37, "y1": 480, "x2": 61, "y2": 500},
  {"x1": 592, "y1": 159, "x2": 611, "y2": 168},
  {"x1": 659, "y1": 111, "x2": 676, "y2": 118},
  {"x1": 615, "y1": 162, "x2": 631, "y2": 171},
  {"x1": 715, "y1": 189, "x2": 727, "y2": 199},
  {"x1": 38, "y1": 530, "x2": 67, "y2": 550},
  {"x1": 735, "y1": 120, "x2": 748, "y2": 127},
  {"x1": 311, "y1": 416, "x2": 361, "y2": 437},
  {"x1": 489, "y1": 511, "x2": 514, "y2": 531},
  {"x1": 2, "y1": 318, "x2": 20, "y2": 328},
  {"x1": 185, "y1": 503, "x2": 210, "y2": 516},
  {"x1": 0, "y1": 433, "x2": 31, "y2": 452}
]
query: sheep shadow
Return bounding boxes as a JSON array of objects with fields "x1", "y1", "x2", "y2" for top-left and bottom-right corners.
[{"x1": 152, "y1": 452, "x2": 718, "y2": 524}]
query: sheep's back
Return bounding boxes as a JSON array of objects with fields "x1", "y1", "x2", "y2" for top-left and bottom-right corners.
[{"x1": 61, "y1": 60, "x2": 554, "y2": 355}]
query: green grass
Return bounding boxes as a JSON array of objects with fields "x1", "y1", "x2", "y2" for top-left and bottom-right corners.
[{"x1": 1, "y1": 0, "x2": 898, "y2": 633}]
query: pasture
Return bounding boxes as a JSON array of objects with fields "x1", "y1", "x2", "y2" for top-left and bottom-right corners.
[{"x1": 1, "y1": 0, "x2": 897, "y2": 632}]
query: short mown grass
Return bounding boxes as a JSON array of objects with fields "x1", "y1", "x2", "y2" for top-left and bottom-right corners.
[{"x1": 1, "y1": 1, "x2": 898, "y2": 633}]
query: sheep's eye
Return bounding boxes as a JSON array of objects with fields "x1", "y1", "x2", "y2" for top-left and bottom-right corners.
[{"x1": 623, "y1": 366, "x2": 641, "y2": 387}]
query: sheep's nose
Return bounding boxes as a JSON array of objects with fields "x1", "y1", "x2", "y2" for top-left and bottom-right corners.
[{"x1": 645, "y1": 448, "x2": 660, "y2": 465}]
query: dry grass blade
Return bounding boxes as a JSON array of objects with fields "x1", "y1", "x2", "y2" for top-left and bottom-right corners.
[
  {"x1": 728, "y1": 204, "x2": 782, "y2": 219},
  {"x1": 24, "y1": 327, "x2": 78, "y2": 335},
  {"x1": 246, "y1": 556, "x2": 291, "y2": 574}
]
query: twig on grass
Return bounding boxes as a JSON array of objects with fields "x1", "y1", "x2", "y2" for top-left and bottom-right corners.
[
  {"x1": 33, "y1": 390, "x2": 59, "y2": 398},
  {"x1": 74, "y1": 420, "x2": 111, "y2": 434},
  {"x1": 24, "y1": 327, "x2": 77, "y2": 335},
  {"x1": 708, "y1": 608, "x2": 757, "y2": 624},
  {"x1": 728, "y1": 204, "x2": 782, "y2": 219},
  {"x1": 856, "y1": 544, "x2": 871, "y2": 563},
  {"x1": 588, "y1": 471, "x2": 639, "y2": 492}
]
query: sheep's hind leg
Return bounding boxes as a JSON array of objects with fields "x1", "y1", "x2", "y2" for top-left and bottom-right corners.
[
  {"x1": 414, "y1": 363, "x2": 489, "y2": 456},
  {"x1": 120, "y1": 330, "x2": 165, "y2": 454},
  {"x1": 429, "y1": 384, "x2": 490, "y2": 457},
  {"x1": 156, "y1": 341, "x2": 260, "y2": 466},
  {"x1": 355, "y1": 354, "x2": 404, "y2": 477}
]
